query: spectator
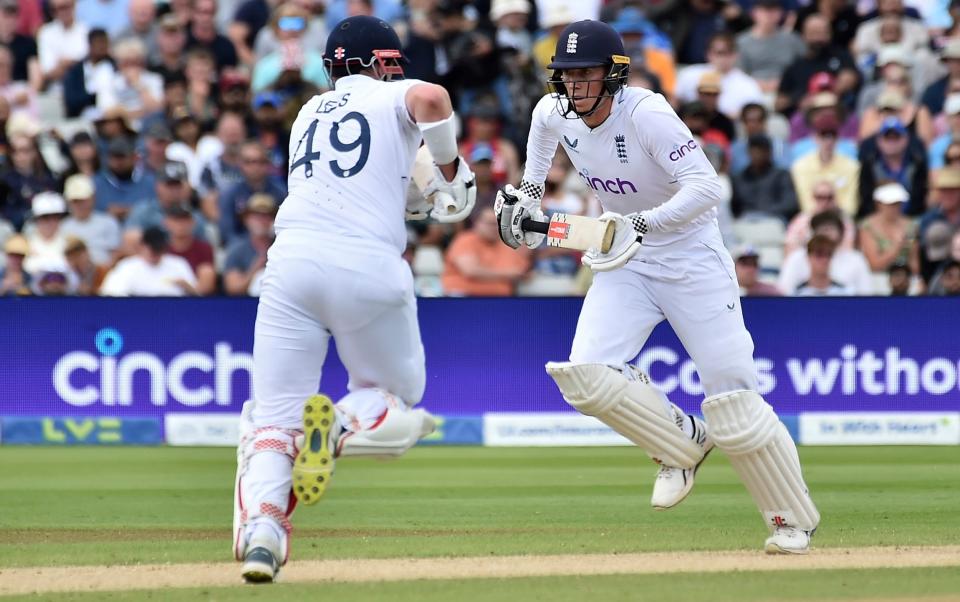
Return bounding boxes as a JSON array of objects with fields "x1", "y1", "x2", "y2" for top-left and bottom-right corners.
[
  {"x1": 23, "y1": 191, "x2": 69, "y2": 275},
  {"x1": 532, "y1": 2, "x2": 575, "y2": 76},
  {"x1": 251, "y1": 0, "x2": 328, "y2": 62},
  {"x1": 37, "y1": 0, "x2": 90, "y2": 91},
  {"x1": 64, "y1": 236, "x2": 107, "y2": 295},
  {"x1": 115, "y1": 0, "x2": 158, "y2": 56},
  {"x1": 694, "y1": 72, "x2": 737, "y2": 143},
  {"x1": 148, "y1": 14, "x2": 187, "y2": 82},
  {"x1": 139, "y1": 122, "x2": 173, "y2": 182},
  {"x1": 62, "y1": 28, "x2": 114, "y2": 119},
  {"x1": 250, "y1": 92, "x2": 289, "y2": 178},
  {"x1": 467, "y1": 143, "x2": 498, "y2": 215},
  {"x1": 0, "y1": 0, "x2": 39, "y2": 85},
  {"x1": 182, "y1": 49, "x2": 220, "y2": 130},
  {"x1": 0, "y1": 234, "x2": 29, "y2": 295},
  {"x1": 29, "y1": 256, "x2": 74, "y2": 296},
  {"x1": 853, "y1": 1, "x2": 929, "y2": 61},
  {"x1": 790, "y1": 110, "x2": 861, "y2": 217},
  {"x1": 793, "y1": 234, "x2": 853, "y2": 296},
  {"x1": 731, "y1": 134, "x2": 799, "y2": 222},
  {"x1": 59, "y1": 131, "x2": 101, "y2": 184},
  {"x1": 676, "y1": 32, "x2": 764, "y2": 119},
  {"x1": 95, "y1": 37, "x2": 163, "y2": 126},
  {"x1": 856, "y1": 45, "x2": 917, "y2": 112},
  {"x1": 730, "y1": 103, "x2": 790, "y2": 174},
  {"x1": 218, "y1": 70, "x2": 255, "y2": 130},
  {"x1": 887, "y1": 262, "x2": 911, "y2": 295},
  {"x1": 679, "y1": 100, "x2": 731, "y2": 152},
  {"x1": 218, "y1": 141, "x2": 286, "y2": 244},
  {"x1": 91, "y1": 107, "x2": 136, "y2": 151},
  {"x1": 93, "y1": 136, "x2": 154, "y2": 222},
  {"x1": 125, "y1": 160, "x2": 207, "y2": 246},
  {"x1": 609, "y1": 7, "x2": 675, "y2": 97},
  {"x1": 916, "y1": 39, "x2": 960, "y2": 143},
  {"x1": 926, "y1": 230, "x2": 960, "y2": 294},
  {"x1": 166, "y1": 108, "x2": 220, "y2": 190},
  {"x1": 794, "y1": 0, "x2": 861, "y2": 49},
  {"x1": 733, "y1": 244, "x2": 781, "y2": 296},
  {"x1": 917, "y1": 168, "x2": 960, "y2": 284},
  {"x1": 229, "y1": 0, "x2": 279, "y2": 67},
  {"x1": 788, "y1": 91, "x2": 859, "y2": 157},
  {"x1": 859, "y1": 182, "x2": 918, "y2": 276},
  {"x1": 60, "y1": 173, "x2": 121, "y2": 267},
  {"x1": 652, "y1": 0, "x2": 751, "y2": 66},
  {"x1": 1, "y1": 132, "x2": 56, "y2": 229},
  {"x1": 0, "y1": 46, "x2": 37, "y2": 120},
  {"x1": 779, "y1": 209, "x2": 874, "y2": 294},
  {"x1": 459, "y1": 102, "x2": 520, "y2": 189},
  {"x1": 223, "y1": 193, "x2": 276, "y2": 296},
  {"x1": 441, "y1": 207, "x2": 531, "y2": 296},
  {"x1": 187, "y1": 0, "x2": 239, "y2": 71},
  {"x1": 857, "y1": 116, "x2": 928, "y2": 217},
  {"x1": 251, "y1": 3, "x2": 330, "y2": 93},
  {"x1": 100, "y1": 225, "x2": 197, "y2": 296},
  {"x1": 927, "y1": 94, "x2": 960, "y2": 169},
  {"x1": 736, "y1": 0, "x2": 806, "y2": 94},
  {"x1": 934, "y1": 259, "x2": 960, "y2": 295},
  {"x1": 491, "y1": 0, "x2": 543, "y2": 148},
  {"x1": 432, "y1": 2, "x2": 504, "y2": 117},
  {"x1": 783, "y1": 179, "x2": 857, "y2": 256},
  {"x1": 858, "y1": 87, "x2": 918, "y2": 141},
  {"x1": 199, "y1": 112, "x2": 247, "y2": 222},
  {"x1": 777, "y1": 13, "x2": 860, "y2": 116},
  {"x1": 163, "y1": 203, "x2": 216, "y2": 296}
]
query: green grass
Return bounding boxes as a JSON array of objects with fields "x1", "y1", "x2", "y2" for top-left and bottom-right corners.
[{"x1": 0, "y1": 446, "x2": 958, "y2": 569}]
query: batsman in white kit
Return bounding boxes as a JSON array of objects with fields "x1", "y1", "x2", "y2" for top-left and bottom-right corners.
[
  {"x1": 232, "y1": 16, "x2": 476, "y2": 583},
  {"x1": 495, "y1": 20, "x2": 819, "y2": 554}
]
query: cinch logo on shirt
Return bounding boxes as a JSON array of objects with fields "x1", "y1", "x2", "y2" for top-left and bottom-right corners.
[
  {"x1": 669, "y1": 139, "x2": 698, "y2": 162},
  {"x1": 577, "y1": 169, "x2": 638, "y2": 195}
]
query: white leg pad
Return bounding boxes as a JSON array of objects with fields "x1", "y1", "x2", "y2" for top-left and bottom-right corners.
[
  {"x1": 336, "y1": 404, "x2": 437, "y2": 458},
  {"x1": 701, "y1": 390, "x2": 820, "y2": 532},
  {"x1": 233, "y1": 401, "x2": 300, "y2": 563},
  {"x1": 546, "y1": 362, "x2": 704, "y2": 469}
]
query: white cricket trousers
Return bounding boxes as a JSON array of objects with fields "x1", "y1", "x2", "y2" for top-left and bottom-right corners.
[
  {"x1": 571, "y1": 230, "x2": 759, "y2": 397},
  {"x1": 250, "y1": 230, "x2": 426, "y2": 429}
]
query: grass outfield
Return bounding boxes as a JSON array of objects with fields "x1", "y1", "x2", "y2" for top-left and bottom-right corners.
[{"x1": 1, "y1": 446, "x2": 958, "y2": 599}]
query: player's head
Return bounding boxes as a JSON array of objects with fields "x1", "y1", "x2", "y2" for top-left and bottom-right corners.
[
  {"x1": 548, "y1": 20, "x2": 630, "y2": 119},
  {"x1": 323, "y1": 15, "x2": 406, "y2": 82}
]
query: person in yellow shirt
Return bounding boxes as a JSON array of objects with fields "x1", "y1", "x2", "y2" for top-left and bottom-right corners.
[{"x1": 790, "y1": 111, "x2": 861, "y2": 216}]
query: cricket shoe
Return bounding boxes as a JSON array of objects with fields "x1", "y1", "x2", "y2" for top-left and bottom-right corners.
[
  {"x1": 241, "y1": 530, "x2": 282, "y2": 583},
  {"x1": 765, "y1": 526, "x2": 814, "y2": 555},
  {"x1": 650, "y1": 415, "x2": 714, "y2": 510},
  {"x1": 292, "y1": 394, "x2": 338, "y2": 506}
]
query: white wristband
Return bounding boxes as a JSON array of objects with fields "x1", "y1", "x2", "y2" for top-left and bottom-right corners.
[{"x1": 418, "y1": 114, "x2": 459, "y2": 165}]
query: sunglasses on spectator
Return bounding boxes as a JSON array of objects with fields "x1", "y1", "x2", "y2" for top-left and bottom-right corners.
[
  {"x1": 881, "y1": 130, "x2": 904, "y2": 139},
  {"x1": 814, "y1": 193, "x2": 835, "y2": 201},
  {"x1": 947, "y1": 153, "x2": 960, "y2": 163}
]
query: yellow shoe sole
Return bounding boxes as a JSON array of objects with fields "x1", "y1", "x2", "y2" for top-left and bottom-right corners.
[{"x1": 292, "y1": 394, "x2": 335, "y2": 506}]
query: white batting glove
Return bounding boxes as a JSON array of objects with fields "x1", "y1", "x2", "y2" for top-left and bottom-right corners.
[
  {"x1": 423, "y1": 157, "x2": 476, "y2": 223},
  {"x1": 581, "y1": 212, "x2": 646, "y2": 272},
  {"x1": 494, "y1": 184, "x2": 546, "y2": 249}
]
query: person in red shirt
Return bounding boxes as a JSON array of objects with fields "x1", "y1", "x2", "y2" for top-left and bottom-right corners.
[
  {"x1": 163, "y1": 203, "x2": 217, "y2": 295},
  {"x1": 733, "y1": 244, "x2": 781, "y2": 296}
]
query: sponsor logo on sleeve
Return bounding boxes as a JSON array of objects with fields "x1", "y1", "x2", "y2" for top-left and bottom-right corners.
[{"x1": 669, "y1": 139, "x2": 698, "y2": 162}]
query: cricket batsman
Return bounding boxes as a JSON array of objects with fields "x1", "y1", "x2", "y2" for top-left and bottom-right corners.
[{"x1": 495, "y1": 20, "x2": 819, "y2": 554}]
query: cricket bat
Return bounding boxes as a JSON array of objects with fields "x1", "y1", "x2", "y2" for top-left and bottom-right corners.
[
  {"x1": 521, "y1": 214, "x2": 616, "y2": 253},
  {"x1": 411, "y1": 145, "x2": 458, "y2": 215}
]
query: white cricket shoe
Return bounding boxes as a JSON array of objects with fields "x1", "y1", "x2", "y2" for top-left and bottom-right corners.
[
  {"x1": 241, "y1": 529, "x2": 283, "y2": 583},
  {"x1": 650, "y1": 415, "x2": 714, "y2": 510},
  {"x1": 765, "y1": 526, "x2": 813, "y2": 554}
]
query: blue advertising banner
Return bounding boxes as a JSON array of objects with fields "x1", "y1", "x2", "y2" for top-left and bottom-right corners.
[
  {"x1": 1, "y1": 417, "x2": 162, "y2": 445},
  {"x1": 0, "y1": 297, "x2": 958, "y2": 424}
]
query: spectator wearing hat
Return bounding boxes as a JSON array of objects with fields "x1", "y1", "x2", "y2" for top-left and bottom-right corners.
[
  {"x1": 783, "y1": 179, "x2": 857, "y2": 256},
  {"x1": 125, "y1": 160, "x2": 208, "y2": 246},
  {"x1": 859, "y1": 182, "x2": 918, "y2": 276},
  {"x1": 793, "y1": 234, "x2": 853, "y2": 296},
  {"x1": 95, "y1": 37, "x2": 163, "y2": 127},
  {"x1": 442, "y1": 206, "x2": 531, "y2": 296},
  {"x1": 790, "y1": 110, "x2": 861, "y2": 216},
  {"x1": 29, "y1": 255, "x2": 75, "y2": 296},
  {"x1": 114, "y1": 0, "x2": 158, "y2": 57},
  {"x1": 927, "y1": 94, "x2": 960, "y2": 169},
  {"x1": 91, "y1": 106, "x2": 137, "y2": 152},
  {"x1": 0, "y1": 132, "x2": 56, "y2": 229},
  {"x1": 857, "y1": 116, "x2": 927, "y2": 217},
  {"x1": 218, "y1": 70, "x2": 255, "y2": 131},
  {"x1": 466, "y1": 142, "x2": 499, "y2": 215},
  {"x1": 532, "y1": 2, "x2": 576, "y2": 76},
  {"x1": 100, "y1": 225, "x2": 197, "y2": 296},
  {"x1": 676, "y1": 33, "x2": 764, "y2": 120},
  {"x1": 23, "y1": 191, "x2": 69, "y2": 275},
  {"x1": 62, "y1": 28, "x2": 114, "y2": 120},
  {"x1": 250, "y1": 91, "x2": 290, "y2": 178},
  {"x1": 777, "y1": 14, "x2": 860, "y2": 116},
  {"x1": 736, "y1": 0, "x2": 806, "y2": 94},
  {"x1": 857, "y1": 44, "x2": 919, "y2": 109},
  {"x1": 459, "y1": 102, "x2": 520, "y2": 189},
  {"x1": 730, "y1": 103, "x2": 790, "y2": 174},
  {"x1": 218, "y1": 141, "x2": 286, "y2": 244},
  {"x1": 164, "y1": 202, "x2": 216, "y2": 295},
  {"x1": 924, "y1": 229, "x2": 960, "y2": 294},
  {"x1": 64, "y1": 236, "x2": 107, "y2": 295},
  {"x1": 147, "y1": 14, "x2": 187, "y2": 82},
  {"x1": 917, "y1": 167, "x2": 960, "y2": 284},
  {"x1": 491, "y1": 0, "x2": 534, "y2": 58},
  {"x1": 694, "y1": 72, "x2": 737, "y2": 143},
  {"x1": 731, "y1": 134, "x2": 798, "y2": 222},
  {"x1": 858, "y1": 86, "x2": 917, "y2": 140},
  {"x1": 60, "y1": 173, "x2": 120, "y2": 267},
  {"x1": 733, "y1": 245, "x2": 781, "y2": 296},
  {"x1": 186, "y1": 0, "x2": 239, "y2": 71},
  {"x1": 610, "y1": 7, "x2": 676, "y2": 98},
  {"x1": 0, "y1": 234, "x2": 30, "y2": 295},
  {"x1": 37, "y1": 0, "x2": 90, "y2": 90},
  {"x1": 251, "y1": 3, "x2": 330, "y2": 93},
  {"x1": 199, "y1": 112, "x2": 248, "y2": 223},
  {"x1": 93, "y1": 135, "x2": 154, "y2": 221},
  {"x1": 779, "y1": 209, "x2": 874, "y2": 294},
  {"x1": 0, "y1": 1, "x2": 39, "y2": 85},
  {"x1": 223, "y1": 193, "x2": 276, "y2": 296},
  {"x1": 789, "y1": 93, "x2": 859, "y2": 162}
]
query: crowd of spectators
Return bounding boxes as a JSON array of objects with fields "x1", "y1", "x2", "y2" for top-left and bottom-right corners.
[{"x1": 0, "y1": 0, "x2": 959, "y2": 298}]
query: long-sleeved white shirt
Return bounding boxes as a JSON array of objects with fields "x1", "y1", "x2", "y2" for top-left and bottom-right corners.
[{"x1": 523, "y1": 87, "x2": 723, "y2": 248}]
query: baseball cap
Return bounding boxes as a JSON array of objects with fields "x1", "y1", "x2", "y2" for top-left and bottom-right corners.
[
  {"x1": 933, "y1": 168, "x2": 960, "y2": 189},
  {"x1": 470, "y1": 143, "x2": 495, "y2": 163},
  {"x1": 164, "y1": 202, "x2": 194, "y2": 218},
  {"x1": 733, "y1": 244, "x2": 760, "y2": 261},
  {"x1": 64, "y1": 174, "x2": 95, "y2": 201},
  {"x1": 32, "y1": 192, "x2": 68, "y2": 217},
  {"x1": 253, "y1": 92, "x2": 282, "y2": 110},
  {"x1": 107, "y1": 136, "x2": 136, "y2": 156},
  {"x1": 159, "y1": 13, "x2": 180, "y2": 30},
  {"x1": 160, "y1": 161, "x2": 188, "y2": 182},
  {"x1": 540, "y1": 3, "x2": 574, "y2": 28},
  {"x1": 924, "y1": 221, "x2": 954, "y2": 261},
  {"x1": 611, "y1": 7, "x2": 650, "y2": 35},
  {"x1": 697, "y1": 71, "x2": 722, "y2": 94},
  {"x1": 873, "y1": 182, "x2": 909, "y2": 205},
  {"x1": 807, "y1": 71, "x2": 835, "y2": 94},
  {"x1": 490, "y1": 0, "x2": 530, "y2": 20},
  {"x1": 246, "y1": 193, "x2": 277, "y2": 215},
  {"x1": 809, "y1": 91, "x2": 838, "y2": 110},
  {"x1": 879, "y1": 116, "x2": 907, "y2": 136},
  {"x1": 945, "y1": 94, "x2": 960, "y2": 116},
  {"x1": 876, "y1": 90, "x2": 906, "y2": 111},
  {"x1": 877, "y1": 44, "x2": 911, "y2": 68},
  {"x1": 145, "y1": 121, "x2": 173, "y2": 141},
  {"x1": 4, "y1": 234, "x2": 28, "y2": 256},
  {"x1": 220, "y1": 71, "x2": 250, "y2": 92}
]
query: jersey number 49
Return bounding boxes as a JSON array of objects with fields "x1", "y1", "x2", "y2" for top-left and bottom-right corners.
[{"x1": 290, "y1": 112, "x2": 371, "y2": 179}]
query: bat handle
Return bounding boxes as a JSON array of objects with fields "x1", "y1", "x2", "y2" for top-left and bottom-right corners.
[{"x1": 520, "y1": 218, "x2": 549, "y2": 234}]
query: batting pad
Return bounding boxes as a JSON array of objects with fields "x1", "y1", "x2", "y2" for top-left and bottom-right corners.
[
  {"x1": 546, "y1": 362, "x2": 703, "y2": 469},
  {"x1": 338, "y1": 407, "x2": 436, "y2": 458},
  {"x1": 701, "y1": 390, "x2": 820, "y2": 532}
]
